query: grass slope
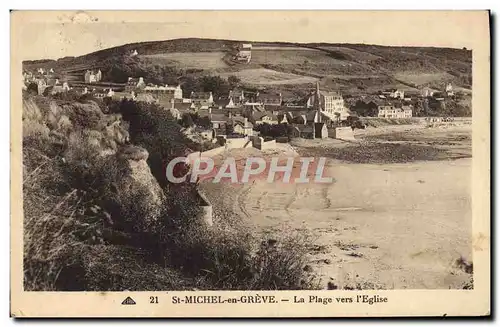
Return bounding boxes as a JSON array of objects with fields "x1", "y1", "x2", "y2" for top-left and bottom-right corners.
[{"x1": 23, "y1": 38, "x2": 472, "y2": 92}]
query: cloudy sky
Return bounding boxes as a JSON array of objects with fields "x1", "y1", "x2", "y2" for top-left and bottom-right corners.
[{"x1": 13, "y1": 10, "x2": 488, "y2": 60}]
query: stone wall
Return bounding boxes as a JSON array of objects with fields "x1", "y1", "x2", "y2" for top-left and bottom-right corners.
[
  {"x1": 252, "y1": 137, "x2": 278, "y2": 150},
  {"x1": 329, "y1": 127, "x2": 355, "y2": 141}
]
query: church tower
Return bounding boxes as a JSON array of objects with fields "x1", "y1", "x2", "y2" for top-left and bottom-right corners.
[{"x1": 314, "y1": 81, "x2": 322, "y2": 123}]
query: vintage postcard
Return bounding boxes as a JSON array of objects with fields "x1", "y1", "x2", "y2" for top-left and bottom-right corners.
[{"x1": 10, "y1": 10, "x2": 490, "y2": 318}]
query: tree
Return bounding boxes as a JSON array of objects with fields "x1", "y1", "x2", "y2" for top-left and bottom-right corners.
[
  {"x1": 228, "y1": 75, "x2": 241, "y2": 88},
  {"x1": 200, "y1": 75, "x2": 230, "y2": 97},
  {"x1": 180, "y1": 113, "x2": 194, "y2": 128},
  {"x1": 26, "y1": 82, "x2": 39, "y2": 96}
]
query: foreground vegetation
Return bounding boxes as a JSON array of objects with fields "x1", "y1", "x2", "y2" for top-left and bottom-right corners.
[{"x1": 23, "y1": 92, "x2": 317, "y2": 291}]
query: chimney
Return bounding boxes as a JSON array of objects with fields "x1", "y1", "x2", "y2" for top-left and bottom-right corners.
[
  {"x1": 228, "y1": 111, "x2": 232, "y2": 118},
  {"x1": 139, "y1": 77, "x2": 144, "y2": 84}
]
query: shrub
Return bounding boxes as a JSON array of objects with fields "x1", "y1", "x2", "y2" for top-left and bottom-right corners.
[
  {"x1": 23, "y1": 152, "x2": 102, "y2": 291},
  {"x1": 82, "y1": 245, "x2": 197, "y2": 291},
  {"x1": 250, "y1": 234, "x2": 317, "y2": 290}
]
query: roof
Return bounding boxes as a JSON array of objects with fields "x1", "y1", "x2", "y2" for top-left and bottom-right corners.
[
  {"x1": 210, "y1": 109, "x2": 229, "y2": 116},
  {"x1": 136, "y1": 93, "x2": 157, "y2": 103},
  {"x1": 210, "y1": 113, "x2": 229, "y2": 122},
  {"x1": 229, "y1": 89, "x2": 245, "y2": 98},
  {"x1": 305, "y1": 111, "x2": 319, "y2": 122},
  {"x1": 253, "y1": 111, "x2": 278, "y2": 121},
  {"x1": 282, "y1": 105, "x2": 306, "y2": 111},
  {"x1": 191, "y1": 92, "x2": 212, "y2": 100},
  {"x1": 294, "y1": 124, "x2": 314, "y2": 133},
  {"x1": 214, "y1": 96, "x2": 231, "y2": 107},
  {"x1": 173, "y1": 103, "x2": 192, "y2": 111},
  {"x1": 127, "y1": 78, "x2": 140, "y2": 85},
  {"x1": 232, "y1": 116, "x2": 253, "y2": 128},
  {"x1": 244, "y1": 104, "x2": 265, "y2": 112},
  {"x1": 319, "y1": 90, "x2": 342, "y2": 98},
  {"x1": 259, "y1": 93, "x2": 282, "y2": 104},
  {"x1": 197, "y1": 109, "x2": 210, "y2": 117},
  {"x1": 143, "y1": 85, "x2": 177, "y2": 92}
]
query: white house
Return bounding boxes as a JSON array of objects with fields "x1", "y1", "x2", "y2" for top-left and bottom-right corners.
[
  {"x1": 307, "y1": 82, "x2": 350, "y2": 121},
  {"x1": 378, "y1": 105, "x2": 413, "y2": 118},
  {"x1": 84, "y1": 69, "x2": 102, "y2": 84},
  {"x1": 445, "y1": 83, "x2": 454, "y2": 96}
]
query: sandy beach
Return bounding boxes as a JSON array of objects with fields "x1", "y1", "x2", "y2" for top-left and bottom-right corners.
[{"x1": 202, "y1": 122, "x2": 473, "y2": 290}]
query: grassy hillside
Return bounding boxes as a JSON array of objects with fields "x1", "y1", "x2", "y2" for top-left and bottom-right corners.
[
  {"x1": 23, "y1": 91, "x2": 317, "y2": 291},
  {"x1": 23, "y1": 38, "x2": 472, "y2": 95}
]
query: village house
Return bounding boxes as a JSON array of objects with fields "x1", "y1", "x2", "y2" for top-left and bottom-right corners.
[
  {"x1": 209, "y1": 113, "x2": 229, "y2": 136},
  {"x1": 276, "y1": 113, "x2": 289, "y2": 124},
  {"x1": 84, "y1": 69, "x2": 102, "y2": 84},
  {"x1": 143, "y1": 84, "x2": 183, "y2": 107},
  {"x1": 143, "y1": 84, "x2": 183, "y2": 99},
  {"x1": 380, "y1": 88, "x2": 404, "y2": 99},
  {"x1": 168, "y1": 107, "x2": 182, "y2": 120},
  {"x1": 243, "y1": 103, "x2": 266, "y2": 114},
  {"x1": 228, "y1": 89, "x2": 246, "y2": 105},
  {"x1": 291, "y1": 125, "x2": 314, "y2": 139},
  {"x1": 22, "y1": 71, "x2": 35, "y2": 84},
  {"x1": 392, "y1": 89, "x2": 405, "y2": 99},
  {"x1": 172, "y1": 100, "x2": 193, "y2": 111},
  {"x1": 194, "y1": 126, "x2": 214, "y2": 141},
  {"x1": 191, "y1": 92, "x2": 214, "y2": 110},
  {"x1": 253, "y1": 111, "x2": 279, "y2": 125},
  {"x1": 130, "y1": 49, "x2": 139, "y2": 57},
  {"x1": 445, "y1": 83, "x2": 454, "y2": 96},
  {"x1": 125, "y1": 77, "x2": 146, "y2": 93},
  {"x1": 377, "y1": 105, "x2": 413, "y2": 118},
  {"x1": 291, "y1": 111, "x2": 321, "y2": 125},
  {"x1": 235, "y1": 43, "x2": 252, "y2": 63},
  {"x1": 259, "y1": 93, "x2": 283, "y2": 109},
  {"x1": 421, "y1": 87, "x2": 435, "y2": 97},
  {"x1": 306, "y1": 82, "x2": 349, "y2": 121},
  {"x1": 105, "y1": 89, "x2": 115, "y2": 98},
  {"x1": 403, "y1": 90, "x2": 421, "y2": 101},
  {"x1": 49, "y1": 81, "x2": 70, "y2": 95},
  {"x1": 231, "y1": 116, "x2": 254, "y2": 136},
  {"x1": 214, "y1": 96, "x2": 238, "y2": 109}
]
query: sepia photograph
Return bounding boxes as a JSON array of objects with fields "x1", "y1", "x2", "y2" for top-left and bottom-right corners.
[{"x1": 10, "y1": 10, "x2": 490, "y2": 317}]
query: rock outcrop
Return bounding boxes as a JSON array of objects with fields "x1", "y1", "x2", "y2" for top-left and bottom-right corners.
[{"x1": 113, "y1": 145, "x2": 165, "y2": 233}]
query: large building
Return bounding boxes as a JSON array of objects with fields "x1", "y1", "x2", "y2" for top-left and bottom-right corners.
[
  {"x1": 125, "y1": 77, "x2": 146, "y2": 93},
  {"x1": 306, "y1": 82, "x2": 349, "y2": 121},
  {"x1": 377, "y1": 105, "x2": 413, "y2": 118},
  {"x1": 142, "y1": 84, "x2": 183, "y2": 107},
  {"x1": 84, "y1": 69, "x2": 102, "y2": 84},
  {"x1": 235, "y1": 43, "x2": 252, "y2": 63}
]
